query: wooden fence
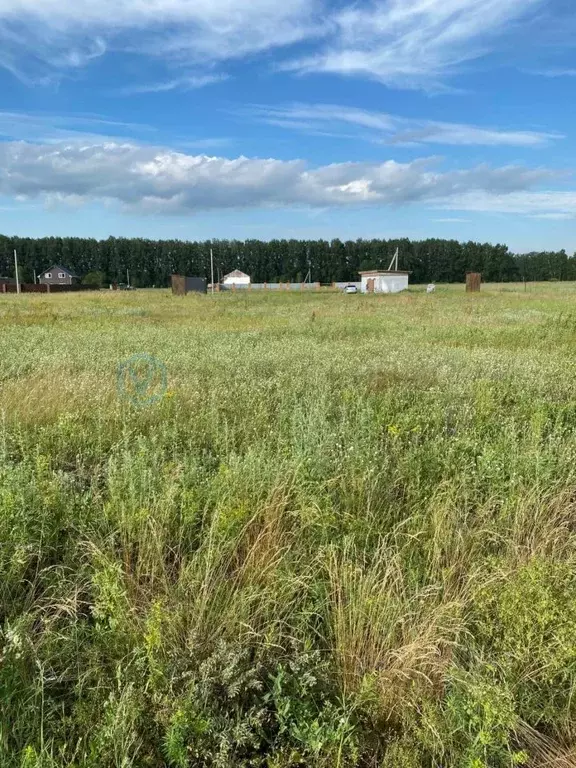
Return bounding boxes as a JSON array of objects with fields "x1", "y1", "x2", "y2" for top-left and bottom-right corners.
[
  {"x1": 0, "y1": 282, "x2": 99, "y2": 293},
  {"x1": 222, "y1": 282, "x2": 321, "y2": 292}
]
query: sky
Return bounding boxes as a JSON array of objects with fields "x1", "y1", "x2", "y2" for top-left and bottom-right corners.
[{"x1": 0, "y1": 0, "x2": 575, "y2": 252}]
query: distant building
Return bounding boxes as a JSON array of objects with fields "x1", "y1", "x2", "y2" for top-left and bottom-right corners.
[
  {"x1": 222, "y1": 269, "x2": 251, "y2": 287},
  {"x1": 359, "y1": 270, "x2": 410, "y2": 294},
  {"x1": 38, "y1": 265, "x2": 79, "y2": 286},
  {"x1": 171, "y1": 275, "x2": 207, "y2": 295}
]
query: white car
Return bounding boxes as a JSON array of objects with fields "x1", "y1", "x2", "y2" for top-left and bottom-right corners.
[{"x1": 344, "y1": 285, "x2": 358, "y2": 294}]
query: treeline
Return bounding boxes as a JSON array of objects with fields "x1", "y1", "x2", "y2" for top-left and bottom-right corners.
[{"x1": 0, "y1": 235, "x2": 574, "y2": 286}]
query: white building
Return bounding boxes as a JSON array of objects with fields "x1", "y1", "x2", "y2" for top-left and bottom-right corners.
[
  {"x1": 359, "y1": 270, "x2": 410, "y2": 294},
  {"x1": 222, "y1": 269, "x2": 251, "y2": 287}
]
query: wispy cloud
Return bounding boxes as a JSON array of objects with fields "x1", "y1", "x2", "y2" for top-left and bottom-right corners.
[
  {"x1": 527, "y1": 68, "x2": 576, "y2": 78},
  {"x1": 246, "y1": 103, "x2": 561, "y2": 147},
  {"x1": 0, "y1": 0, "x2": 323, "y2": 84},
  {"x1": 117, "y1": 73, "x2": 228, "y2": 95},
  {"x1": 0, "y1": 110, "x2": 231, "y2": 153},
  {"x1": 438, "y1": 191, "x2": 576, "y2": 217},
  {"x1": 283, "y1": 0, "x2": 545, "y2": 91},
  {"x1": 0, "y1": 139, "x2": 562, "y2": 216},
  {"x1": 0, "y1": 110, "x2": 156, "y2": 143},
  {"x1": 434, "y1": 217, "x2": 472, "y2": 223},
  {"x1": 0, "y1": 203, "x2": 39, "y2": 211},
  {"x1": 175, "y1": 138, "x2": 232, "y2": 150},
  {"x1": 0, "y1": 22, "x2": 108, "y2": 85},
  {"x1": 531, "y1": 212, "x2": 574, "y2": 220},
  {"x1": 0, "y1": 0, "x2": 557, "y2": 92}
]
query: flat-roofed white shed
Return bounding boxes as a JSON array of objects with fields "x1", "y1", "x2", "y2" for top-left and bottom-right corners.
[{"x1": 359, "y1": 270, "x2": 410, "y2": 294}]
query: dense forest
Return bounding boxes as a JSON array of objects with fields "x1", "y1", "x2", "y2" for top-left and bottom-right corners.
[{"x1": 0, "y1": 234, "x2": 574, "y2": 286}]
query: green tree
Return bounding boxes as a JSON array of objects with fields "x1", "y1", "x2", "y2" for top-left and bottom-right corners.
[{"x1": 82, "y1": 271, "x2": 105, "y2": 288}]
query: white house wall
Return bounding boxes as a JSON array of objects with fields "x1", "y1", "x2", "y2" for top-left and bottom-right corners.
[
  {"x1": 222, "y1": 276, "x2": 251, "y2": 286},
  {"x1": 380, "y1": 276, "x2": 408, "y2": 293},
  {"x1": 360, "y1": 275, "x2": 409, "y2": 294}
]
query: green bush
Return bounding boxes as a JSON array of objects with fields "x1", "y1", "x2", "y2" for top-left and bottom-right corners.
[{"x1": 81, "y1": 271, "x2": 105, "y2": 288}]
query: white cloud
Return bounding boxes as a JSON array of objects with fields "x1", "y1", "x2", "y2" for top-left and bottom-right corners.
[
  {"x1": 0, "y1": 0, "x2": 322, "y2": 83},
  {"x1": 434, "y1": 217, "x2": 472, "y2": 222},
  {"x1": 0, "y1": 0, "x2": 314, "y2": 32},
  {"x1": 531, "y1": 212, "x2": 574, "y2": 220},
  {"x1": 438, "y1": 191, "x2": 576, "y2": 216},
  {"x1": 0, "y1": 140, "x2": 563, "y2": 216},
  {"x1": 248, "y1": 103, "x2": 561, "y2": 147},
  {"x1": 117, "y1": 73, "x2": 228, "y2": 95},
  {"x1": 0, "y1": 0, "x2": 556, "y2": 91},
  {"x1": 0, "y1": 110, "x2": 231, "y2": 153},
  {"x1": 0, "y1": 22, "x2": 109, "y2": 85},
  {"x1": 528, "y1": 68, "x2": 576, "y2": 78},
  {"x1": 0, "y1": 111, "x2": 154, "y2": 143},
  {"x1": 283, "y1": 0, "x2": 545, "y2": 90},
  {"x1": 0, "y1": 111, "x2": 158, "y2": 144}
]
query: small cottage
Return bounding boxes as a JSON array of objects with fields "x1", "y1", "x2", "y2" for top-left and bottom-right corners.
[
  {"x1": 38, "y1": 265, "x2": 79, "y2": 286},
  {"x1": 222, "y1": 269, "x2": 251, "y2": 287}
]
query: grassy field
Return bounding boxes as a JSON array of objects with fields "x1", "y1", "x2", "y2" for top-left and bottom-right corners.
[{"x1": 2, "y1": 284, "x2": 576, "y2": 768}]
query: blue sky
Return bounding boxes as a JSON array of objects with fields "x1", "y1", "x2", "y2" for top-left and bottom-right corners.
[{"x1": 0, "y1": 0, "x2": 575, "y2": 252}]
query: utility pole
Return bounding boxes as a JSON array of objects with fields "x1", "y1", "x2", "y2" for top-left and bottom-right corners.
[
  {"x1": 33, "y1": 269, "x2": 37, "y2": 285},
  {"x1": 127, "y1": 269, "x2": 130, "y2": 288},
  {"x1": 14, "y1": 250, "x2": 20, "y2": 294},
  {"x1": 210, "y1": 248, "x2": 215, "y2": 295}
]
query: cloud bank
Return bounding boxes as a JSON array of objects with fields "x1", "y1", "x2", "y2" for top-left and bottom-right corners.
[{"x1": 0, "y1": 140, "x2": 567, "y2": 217}]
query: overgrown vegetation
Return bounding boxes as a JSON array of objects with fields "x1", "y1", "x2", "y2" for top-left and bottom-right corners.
[{"x1": 2, "y1": 284, "x2": 576, "y2": 767}]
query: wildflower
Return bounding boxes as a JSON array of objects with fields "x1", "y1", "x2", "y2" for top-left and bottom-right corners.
[{"x1": 387, "y1": 424, "x2": 400, "y2": 437}]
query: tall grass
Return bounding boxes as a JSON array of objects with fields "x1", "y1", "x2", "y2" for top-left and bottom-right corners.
[{"x1": 1, "y1": 285, "x2": 576, "y2": 766}]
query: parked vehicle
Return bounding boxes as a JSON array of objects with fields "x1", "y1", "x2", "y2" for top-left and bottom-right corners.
[{"x1": 344, "y1": 285, "x2": 358, "y2": 294}]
